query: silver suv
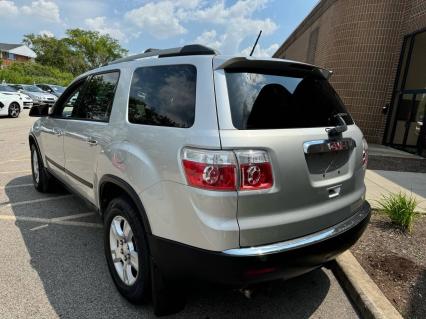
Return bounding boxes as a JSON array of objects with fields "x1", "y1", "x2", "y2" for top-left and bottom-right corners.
[{"x1": 29, "y1": 45, "x2": 371, "y2": 316}]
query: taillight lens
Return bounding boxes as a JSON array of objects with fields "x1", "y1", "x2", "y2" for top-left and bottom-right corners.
[
  {"x1": 182, "y1": 148, "x2": 273, "y2": 191},
  {"x1": 362, "y1": 137, "x2": 368, "y2": 168},
  {"x1": 236, "y1": 150, "x2": 273, "y2": 190},
  {"x1": 182, "y1": 148, "x2": 237, "y2": 191}
]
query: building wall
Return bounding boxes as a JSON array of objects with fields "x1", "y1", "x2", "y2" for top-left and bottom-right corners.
[
  {"x1": 274, "y1": 0, "x2": 426, "y2": 144},
  {"x1": 1, "y1": 52, "x2": 32, "y2": 66}
]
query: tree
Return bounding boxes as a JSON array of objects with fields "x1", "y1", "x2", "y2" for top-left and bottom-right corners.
[
  {"x1": 65, "y1": 29, "x2": 127, "y2": 70},
  {"x1": 23, "y1": 33, "x2": 86, "y2": 75},
  {"x1": 23, "y1": 29, "x2": 127, "y2": 75}
]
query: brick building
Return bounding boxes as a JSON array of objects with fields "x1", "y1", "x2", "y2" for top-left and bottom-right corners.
[
  {"x1": 273, "y1": 0, "x2": 426, "y2": 156},
  {"x1": 0, "y1": 43, "x2": 36, "y2": 67}
]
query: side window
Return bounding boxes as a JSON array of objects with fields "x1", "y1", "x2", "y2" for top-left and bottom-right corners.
[
  {"x1": 72, "y1": 72, "x2": 120, "y2": 122},
  {"x1": 54, "y1": 80, "x2": 87, "y2": 118},
  {"x1": 128, "y1": 65, "x2": 197, "y2": 128}
]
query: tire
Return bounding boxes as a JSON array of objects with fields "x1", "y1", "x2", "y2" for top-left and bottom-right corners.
[
  {"x1": 8, "y1": 102, "x2": 20, "y2": 118},
  {"x1": 30, "y1": 143, "x2": 53, "y2": 192},
  {"x1": 104, "y1": 197, "x2": 151, "y2": 304}
]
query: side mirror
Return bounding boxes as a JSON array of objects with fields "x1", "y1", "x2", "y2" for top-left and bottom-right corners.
[{"x1": 29, "y1": 105, "x2": 49, "y2": 117}]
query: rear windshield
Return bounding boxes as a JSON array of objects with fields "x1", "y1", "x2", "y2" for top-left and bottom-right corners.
[{"x1": 225, "y1": 71, "x2": 353, "y2": 130}]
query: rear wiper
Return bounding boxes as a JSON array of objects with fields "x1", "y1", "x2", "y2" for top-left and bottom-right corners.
[{"x1": 326, "y1": 113, "x2": 348, "y2": 137}]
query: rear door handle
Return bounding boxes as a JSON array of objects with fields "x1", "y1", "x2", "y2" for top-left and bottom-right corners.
[{"x1": 87, "y1": 138, "x2": 98, "y2": 146}]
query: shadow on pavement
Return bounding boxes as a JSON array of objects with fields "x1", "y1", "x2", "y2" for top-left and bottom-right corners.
[{"x1": 5, "y1": 176, "x2": 332, "y2": 318}]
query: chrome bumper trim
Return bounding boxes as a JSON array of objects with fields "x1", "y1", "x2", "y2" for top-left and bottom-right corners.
[{"x1": 223, "y1": 202, "x2": 370, "y2": 257}]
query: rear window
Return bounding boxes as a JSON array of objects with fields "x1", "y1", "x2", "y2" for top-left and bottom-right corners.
[
  {"x1": 128, "y1": 65, "x2": 197, "y2": 128},
  {"x1": 225, "y1": 71, "x2": 353, "y2": 130}
]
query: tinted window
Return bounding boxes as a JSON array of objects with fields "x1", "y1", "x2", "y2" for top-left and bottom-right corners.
[
  {"x1": 51, "y1": 85, "x2": 65, "y2": 93},
  {"x1": 22, "y1": 85, "x2": 44, "y2": 92},
  {"x1": 0, "y1": 85, "x2": 17, "y2": 92},
  {"x1": 72, "y1": 72, "x2": 119, "y2": 121},
  {"x1": 56, "y1": 81, "x2": 87, "y2": 118},
  {"x1": 226, "y1": 71, "x2": 353, "y2": 130},
  {"x1": 128, "y1": 65, "x2": 197, "y2": 128}
]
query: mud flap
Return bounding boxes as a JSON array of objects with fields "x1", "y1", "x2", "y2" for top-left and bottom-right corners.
[{"x1": 151, "y1": 258, "x2": 186, "y2": 316}]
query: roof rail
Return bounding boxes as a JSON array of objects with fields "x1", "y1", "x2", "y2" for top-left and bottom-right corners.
[{"x1": 108, "y1": 44, "x2": 218, "y2": 65}]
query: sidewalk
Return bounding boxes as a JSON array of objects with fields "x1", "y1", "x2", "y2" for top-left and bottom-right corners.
[{"x1": 365, "y1": 169, "x2": 426, "y2": 213}]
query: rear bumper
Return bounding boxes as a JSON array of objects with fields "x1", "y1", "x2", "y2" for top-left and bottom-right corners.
[{"x1": 148, "y1": 201, "x2": 371, "y2": 286}]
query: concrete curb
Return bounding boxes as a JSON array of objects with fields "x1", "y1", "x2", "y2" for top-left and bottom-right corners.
[{"x1": 331, "y1": 251, "x2": 403, "y2": 319}]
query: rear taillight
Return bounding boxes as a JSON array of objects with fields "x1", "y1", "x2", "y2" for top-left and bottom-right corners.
[
  {"x1": 235, "y1": 150, "x2": 273, "y2": 190},
  {"x1": 182, "y1": 148, "x2": 237, "y2": 191},
  {"x1": 182, "y1": 148, "x2": 273, "y2": 191},
  {"x1": 362, "y1": 137, "x2": 368, "y2": 168}
]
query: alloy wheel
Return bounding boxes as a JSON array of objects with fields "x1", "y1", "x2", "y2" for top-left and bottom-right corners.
[
  {"x1": 9, "y1": 103, "x2": 19, "y2": 117},
  {"x1": 109, "y1": 215, "x2": 139, "y2": 286},
  {"x1": 32, "y1": 149, "x2": 40, "y2": 184}
]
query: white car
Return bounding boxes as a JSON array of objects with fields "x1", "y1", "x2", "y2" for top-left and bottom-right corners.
[
  {"x1": 0, "y1": 85, "x2": 33, "y2": 109},
  {"x1": 0, "y1": 92, "x2": 22, "y2": 118}
]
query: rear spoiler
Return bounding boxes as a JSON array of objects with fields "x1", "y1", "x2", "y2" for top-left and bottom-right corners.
[{"x1": 216, "y1": 57, "x2": 333, "y2": 80}]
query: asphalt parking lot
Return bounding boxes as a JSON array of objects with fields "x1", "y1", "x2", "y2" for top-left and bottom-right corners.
[{"x1": 0, "y1": 111, "x2": 360, "y2": 318}]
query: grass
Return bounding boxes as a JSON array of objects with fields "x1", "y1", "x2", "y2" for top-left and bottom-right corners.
[{"x1": 376, "y1": 192, "x2": 419, "y2": 233}]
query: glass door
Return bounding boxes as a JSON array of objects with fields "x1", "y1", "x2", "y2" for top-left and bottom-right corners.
[{"x1": 387, "y1": 29, "x2": 426, "y2": 155}]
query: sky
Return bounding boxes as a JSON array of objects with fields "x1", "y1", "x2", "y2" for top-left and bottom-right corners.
[{"x1": 0, "y1": 0, "x2": 318, "y2": 57}]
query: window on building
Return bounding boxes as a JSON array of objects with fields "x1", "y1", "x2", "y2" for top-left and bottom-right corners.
[
  {"x1": 128, "y1": 65, "x2": 197, "y2": 128},
  {"x1": 6, "y1": 52, "x2": 16, "y2": 60}
]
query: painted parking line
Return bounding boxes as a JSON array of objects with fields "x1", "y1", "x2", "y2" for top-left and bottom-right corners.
[
  {"x1": 50, "y1": 212, "x2": 96, "y2": 221},
  {"x1": 30, "y1": 224, "x2": 49, "y2": 231},
  {"x1": 0, "y1": 158, "x2": 30, "y2": 165},
  {"x1": 0, "y1": 214, "x2": 102, "y2": 229},
  {"x1": 0, "y1": 194, "x2": 73, "y2": 208},
  {"x1": 0, "y1": 170, "x2": 32, "y2": 174},
  {"x1": 0, "y1": 184, "x2": 34, "y2": 190}
]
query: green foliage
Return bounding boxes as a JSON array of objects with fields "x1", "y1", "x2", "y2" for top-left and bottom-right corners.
[
  {"x1": 0, "y1": 62, "x2": 73, "y2": 86},
  {"x1": 65, "y1": 29, "x2": 127, "y2": 70},
  {"x1": 23, "y1": 28, "x2": 128, "y2": 75},
  {"x1": 377, "y1": 192, "x2": 419, "y2": 233}
]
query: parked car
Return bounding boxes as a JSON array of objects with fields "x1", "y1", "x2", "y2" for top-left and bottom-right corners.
[
  {"x1": 36, "y1": 84, "x2": 66, "y2": 97},
  {"x1": 28, "y1": 45, "x2": 371, "y2": 316},
  {"x1": 10, "y1": 84, "x2": 57, "y2": 107},
  {"x1": 0, "y1": 92, "x2": 22, "y2": 117},
  {"x1": 0, "y1": 85, "x2": 33, "y2": 109}
]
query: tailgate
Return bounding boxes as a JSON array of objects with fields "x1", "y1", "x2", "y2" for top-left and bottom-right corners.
[{"x1": 213, "y1": 57, "x2": 367, "y2": 247}]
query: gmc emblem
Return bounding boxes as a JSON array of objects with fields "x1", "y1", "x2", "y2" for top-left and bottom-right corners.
[{"x1": 329, "y1": 141, "x2": 347, "y2": 151}]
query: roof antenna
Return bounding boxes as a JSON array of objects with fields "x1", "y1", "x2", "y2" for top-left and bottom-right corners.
[{"x1": 249, "y1": 30, "x2": 262, "y2": 56}]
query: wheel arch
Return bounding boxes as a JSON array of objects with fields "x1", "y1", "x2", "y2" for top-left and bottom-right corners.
[
  {"x1": 98, "y1": 175, "x2": 152, "y2": 235},
  {"x1": 9, "y1": 100, "x2": 22, "y2": 108},
  {"x1": 29, "y1": 133, "x2": 45, "y2": 167}
]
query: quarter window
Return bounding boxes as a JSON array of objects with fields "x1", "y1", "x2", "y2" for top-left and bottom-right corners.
[{"x1": 128, "y1": 65, "x2": 197, "y2": 128}]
